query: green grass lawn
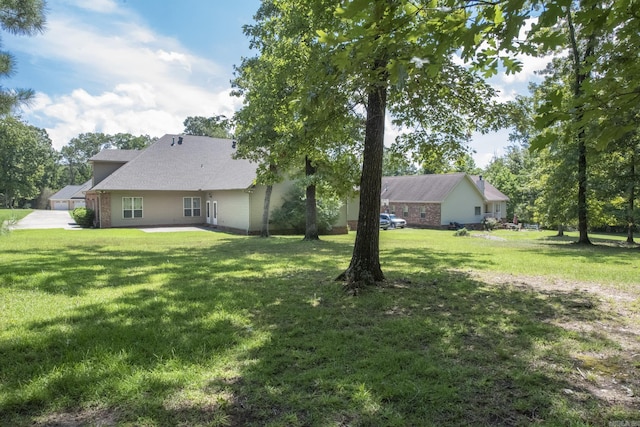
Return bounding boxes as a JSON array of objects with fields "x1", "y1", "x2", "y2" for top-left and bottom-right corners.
[
  {"x1": 0, "y1": 208, "x2": 32, "y2": 225},
  {"x1": 1, "y1": 228, "x2": 638, "y2": 426}
]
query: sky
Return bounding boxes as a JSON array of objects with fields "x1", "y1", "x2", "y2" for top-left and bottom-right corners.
[{"x1": 4, "y1": 0, "x2": 549, "y2": 168}]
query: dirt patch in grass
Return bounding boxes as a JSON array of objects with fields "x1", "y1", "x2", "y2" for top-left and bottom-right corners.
[
  {"x1": 32, "y1": 407, "x2": 120, "y2": 427},
  {"x1": 465, "y1": 270, "x2": 640, "y2": 412}
]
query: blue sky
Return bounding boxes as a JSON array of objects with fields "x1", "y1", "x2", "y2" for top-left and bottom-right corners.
[{"x1": 5, "y1": 0, "x2": 548, "y2": 167}]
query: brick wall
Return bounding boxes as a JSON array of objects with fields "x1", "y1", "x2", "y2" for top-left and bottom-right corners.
[
  {"x1": 386, "y1": 202, "x2": 441, "y2": 228},
  {"x1": 100, "y1": 193, "x2": 111, "y2": 228}
]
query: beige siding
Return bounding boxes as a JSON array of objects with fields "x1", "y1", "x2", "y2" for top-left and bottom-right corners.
[
  {"x1": 441, "y1": 179, "x2": 485, "y2": 225},
  {"x1": 108, "y1": 191, "x2": 208, "y2": 227},
  {"x1": 93, "y1": 162, "x2": 126, "y2": 186},
  {"x1": 210, "y1": 190, "x2": 251, "y2": 231},
  {"x1": 247, "y1": 181, "x2": 295, "y2": 232}
]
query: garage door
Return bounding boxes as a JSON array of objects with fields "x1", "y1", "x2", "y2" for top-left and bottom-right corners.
[{"x1": 53, "y1": 201, "x2": 69, "y2": 210}]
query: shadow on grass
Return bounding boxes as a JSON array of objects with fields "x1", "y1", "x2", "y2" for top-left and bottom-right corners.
[{"x1": 0, "y1": 236, "x2": 635, "y2": 426}]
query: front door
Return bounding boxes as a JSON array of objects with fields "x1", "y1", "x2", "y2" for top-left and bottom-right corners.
[
  {"x1": 212, "y1": 201, "x2": 218, "y2": 226},
  {"x1": 206, "y1": 201, "x2": 212, "y2": 225}
]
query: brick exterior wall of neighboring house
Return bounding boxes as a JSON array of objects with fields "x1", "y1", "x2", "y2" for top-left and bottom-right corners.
[
  {"x1": 99, "y1": 193, "x2": 111, "y2": 228},
  {"x1": 385, "y1": 202, "x2": 442, "y2": 228}
]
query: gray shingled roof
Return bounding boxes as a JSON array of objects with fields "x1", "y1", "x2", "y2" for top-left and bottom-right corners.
[
  {"x1": 50, "y1": 180, "x2": 92, "y2": 200},
  {"x1": 380, "y1": 173, "x2": 508, "y2": 203},
  {"x1": 469, "y1": 175, "x2": 509, "y2": 202},
  {"x1": 91, "y1": 134, "x2": 257, "y2": 192},
  {"x1": 89, "y1": 149, "x2": 141, "y2": 163}
]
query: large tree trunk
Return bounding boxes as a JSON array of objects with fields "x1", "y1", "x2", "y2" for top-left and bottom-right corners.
[
  {"x1": 556, "y1": 224, "x2": 564, "y2": 237},
  {"x1": 304, "y1": 156, "x2": 319, "y2": 241},
  {"x1": 568, "y1": 9, "x2": 593, "y2": 245},
  {"x1": 576, "y1": 135, "x2": 591, "y2": 244},
  {"x1": 627, "y1": 157, "x2": 636, "y2": 244},
  {"x1": 261, "y1": 184, "x2": 273, "y2": 238},
  {"x1": 337, "y1": 67, "x2": 387, "y2": 289},
  {"x1": 260, "y1": 164, "x2": 278, "y2": 238}
]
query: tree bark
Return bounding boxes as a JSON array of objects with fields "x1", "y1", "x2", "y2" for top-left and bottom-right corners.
[
  {"x1": 556, "y1": 224, "x2": 564, "y2": 237},
  {"x1": 627, "y1": 154, "x2": 636, "y2": 244},
  {"x1": 567, "y1": 9, "x2": 593, "y2": 245},
  {"x1": 576, "y1": 134, "x2": 591, "y2": 244},
  {"x1": 260, "y1": 163, "x2": 278, "y2": 237},
  {"x1": 337, "y1": 63, "x2": 387, "y2": 289},
  {"x1": 261, "y1": 184, "x2": 273, "y2": 238},
  {"x1": 304, "y1": 156, "x2": 319, "y2": 241}
]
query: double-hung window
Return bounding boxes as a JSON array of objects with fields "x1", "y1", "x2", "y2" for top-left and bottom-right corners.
[
  {"x1": 123, "y1": 197, "x2": 143, "y2": 219},
  {"x1": 184, "y1": 197, "x2": 201, "y2": 217}
]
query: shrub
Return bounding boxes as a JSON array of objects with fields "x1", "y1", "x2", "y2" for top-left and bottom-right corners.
[
  {"x1": 482, "y1": 217, "x2": 499, "y2": 231},
  {"x1": 454, "y1": 227, "x2": 470, "y2": 236},
  {"x1": 271, "y1": 186, "x2": 342, "y2": 234},
  {"x1": 71, "y1": 207, "x2": 95, "y2": 228}
]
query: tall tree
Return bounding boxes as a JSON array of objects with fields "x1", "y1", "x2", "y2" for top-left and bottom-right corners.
[
  {"x1": 0, "y1": 0, "x2": 46, "y2": 114},
  {"x1": 322, "y1": 1, "x2": 529, "y2": 289},
  {"x1": 0, "y1": 117, "x2": 56, "y2": 207},
  {"x1": 233, "y1": 0, "x2": 363, "y2": 240},
  {"x1": 531, "y1": 0, "x2": 640, "y2": 244}
]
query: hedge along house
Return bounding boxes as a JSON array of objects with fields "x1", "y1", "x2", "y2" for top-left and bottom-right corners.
[
  {"x1": 85, "y1": 134, "x2": 349, "y2": 234},
  {"x1": 380, "y1": 173, "x2": 509, "y2": 228}
]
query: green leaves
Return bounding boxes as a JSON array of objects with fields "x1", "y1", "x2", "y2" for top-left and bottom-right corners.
[{"x1": 0, "y1": 117, "x2": 56, "y2": 206}]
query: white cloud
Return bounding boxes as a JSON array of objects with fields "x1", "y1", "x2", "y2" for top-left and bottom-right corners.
[
  {"x1": 64, "y1": 0, "x2": 119, "y2": 14},
  {"x1": 14, "y1": 3, "x2": 236, "y2": 149},
  {"x1": 156, "y1": 49, "x2": 192, "y2": 72}
]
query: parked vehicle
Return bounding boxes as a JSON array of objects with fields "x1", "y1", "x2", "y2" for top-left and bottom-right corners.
[
  {"x1": 380, "y1": 216, "x2": 390, "y2": 230},
  {"x1": 380, "y1": 213, "x2": 406, "y2": 229}
]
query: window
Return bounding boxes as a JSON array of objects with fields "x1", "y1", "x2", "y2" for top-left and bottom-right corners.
[
  {"x1": 496, "y1": 204, "x2": 501, "y2": 214},
  {"x1": 184, "y1": 197, "x2": 201, "y2": 217},
  {"x1": 123, "y1": 197, "x2": 143, "y2": 219},
  {"x1": 475, "y1": 206, "x2": 481, "y2": 216},
  {"x1": 420, "y1": 206, "x2": 426, "y2": 219},
  {"x1": 403, "y1": 205, "x2": 409, "y2": 217}
]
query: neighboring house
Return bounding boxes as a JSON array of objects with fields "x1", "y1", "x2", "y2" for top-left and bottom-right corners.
[
  {"x1": 380, "y1": 173, "x2": 509, "y2": 228},
  {"x1": 84, "y1": 134, "x2": 349, "y2": 234},
  {"x1": 48, "y1": 180, "x2": 92, "y2": 210}
]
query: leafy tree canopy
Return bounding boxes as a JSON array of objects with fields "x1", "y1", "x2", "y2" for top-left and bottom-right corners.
[
  {"x1": 0, "y1": 116, "x2": 56, "y2": 207},
  {"x1": 183, "y1": 115, "x2": 232, "y2": 139}
]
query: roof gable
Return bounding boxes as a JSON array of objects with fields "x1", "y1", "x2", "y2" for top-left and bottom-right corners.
[
  {"x1": 89, "y1": 149, "x2": 141, "y2": 163},
  {"x1": 50, "y1": 180, "x2": 92, "y2": 200},
  {"x1": 91, "y1": 135, "x2": 258, "y2": 192}
]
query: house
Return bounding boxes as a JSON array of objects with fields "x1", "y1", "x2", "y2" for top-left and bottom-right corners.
[
  {"x1": 48, "y1": 180, "x2": 92, "y2": 210},
  {"x1": 379, "y1": 173, "x2": 509, "y2": 228},
  {"x1": 84, "y1": 134, "x2": 349, "y2": 234}
]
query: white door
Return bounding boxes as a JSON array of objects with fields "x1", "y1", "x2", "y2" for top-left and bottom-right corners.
[
  {"x1": 53, "y1": 201, "x2": 68, "y2": 210},
  {"x1": 206, "y1": 201, "x2": 212, "y2": 225},
  {"x1": 212, "y1": 201, "x2": 218, "y2": 226}
]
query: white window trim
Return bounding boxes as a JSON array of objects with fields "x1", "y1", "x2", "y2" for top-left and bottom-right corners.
[
  {"x1": 122, "y1": 197, "x2": 143, "y2": 219},
  {"x1": 183, "y1": 197, "x2": 202, "y2": 217}
]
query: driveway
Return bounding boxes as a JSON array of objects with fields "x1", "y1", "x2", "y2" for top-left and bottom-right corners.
[
  {"x1": 10, "y1": 211, "x2": 210, "y2": 232},
  {"x1": 10, "y1": 210, "x2": 80, "y2": 230}
]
